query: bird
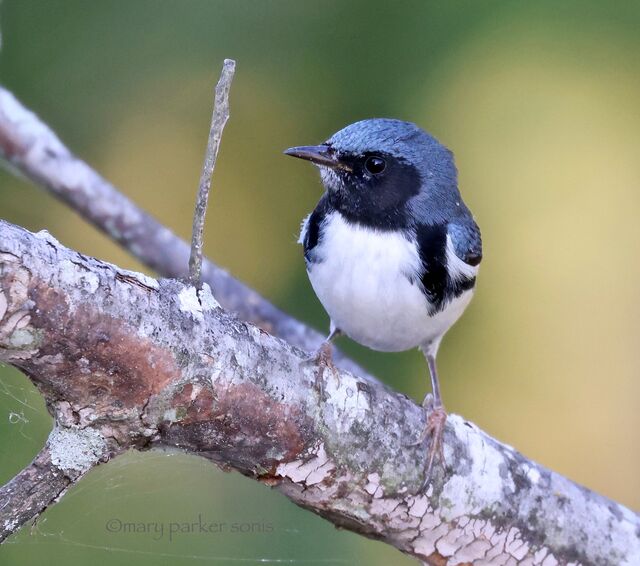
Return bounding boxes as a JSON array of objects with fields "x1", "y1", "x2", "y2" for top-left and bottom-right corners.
[{"x1": 284, "y1": 118, "x2": 482, "y2": 485}]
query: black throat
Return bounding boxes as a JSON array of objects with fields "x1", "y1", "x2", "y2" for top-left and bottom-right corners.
[{"x1": 324, "y1": 154, "x2": 422, "y2": 231}]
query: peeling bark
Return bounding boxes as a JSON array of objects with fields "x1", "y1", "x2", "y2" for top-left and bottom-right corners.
[{"x1": 1, "y1": 220, "x2": 638, "y2": 564}]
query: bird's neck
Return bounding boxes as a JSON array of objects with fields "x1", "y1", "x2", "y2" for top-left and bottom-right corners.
[{"x1": 326, "y1": 191, "x2": 410, "y2": 232}]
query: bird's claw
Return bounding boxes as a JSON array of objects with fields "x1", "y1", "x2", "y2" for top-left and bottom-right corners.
[
  {"x1": 302, "y1": 341, "x2": 338, "y2": 398},
  {"x1": 420, "y1": 405, "x2": 447, "y2": 489},
  {"x1": 301, "y1": 341, "x2": 333, "y2": 366},
  {"x1": 316, "y1": 341, "x2": 335, "y2": 368},
  {"x1": 406, "y1": 394, "x2": 434, "y2": 447},
  {"x1": 408, "y1": 396, "x2": 447, "y2": 492}
]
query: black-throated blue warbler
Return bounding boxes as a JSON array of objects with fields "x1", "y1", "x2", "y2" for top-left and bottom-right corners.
[{"x1": 284, "y1": 118, "x2": 482, "y2": 483}]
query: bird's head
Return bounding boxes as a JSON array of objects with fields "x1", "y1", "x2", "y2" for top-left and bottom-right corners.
[{"x1": 285, "y1": 118, "x2": 461, "y2": 229}]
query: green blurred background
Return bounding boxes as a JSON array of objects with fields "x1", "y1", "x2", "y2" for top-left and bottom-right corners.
[{"x1": 1, "y1": 1, "x2": 639, "y2": 564}]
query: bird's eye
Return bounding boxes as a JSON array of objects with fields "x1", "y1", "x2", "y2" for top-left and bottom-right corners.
[{"x1": 364, "y1": 156, "x2": 386, "y2": 175}]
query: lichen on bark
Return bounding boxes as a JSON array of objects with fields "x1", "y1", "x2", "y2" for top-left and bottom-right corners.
[{"x1": 0, "y1": 220, "x2": 639, "y2": 564}]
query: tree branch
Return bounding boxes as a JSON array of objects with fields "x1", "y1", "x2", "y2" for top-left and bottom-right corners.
[
  {"x1": 0, "y1": 426, "x2": 110, "y2": 543},
  {"x1": 1, "y1": 77, "x2": 639, "y2": 564},
  {"x1": 189, "y1": 59, "x2": 235, "y2": 288},
  {"x1": 0, "y1": 446, "x2": 76, "y2": 543},
  {"x1": 0, "y1": 85, "x2": 368, "y2": 379},
  {"x1": 0, "y1": 221, "x2": 638, "y2": 564}
]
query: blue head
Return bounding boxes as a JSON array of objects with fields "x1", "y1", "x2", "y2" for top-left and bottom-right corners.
[{"x1": 285, "y1": 118, "x2": 464, "y2": 229}]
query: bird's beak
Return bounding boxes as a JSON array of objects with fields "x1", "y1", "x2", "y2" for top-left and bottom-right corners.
[{"x1": 283, "y1": 145, "x2": 352, "y2": 172}]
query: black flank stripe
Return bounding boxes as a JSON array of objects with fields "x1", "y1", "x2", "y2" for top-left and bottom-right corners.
[
  {"x1": 303, "y1": 195, "x2": 330, "y2": 263},
  {"x1": 416, "y1": 224, "x2": 476, "y2": 315}
]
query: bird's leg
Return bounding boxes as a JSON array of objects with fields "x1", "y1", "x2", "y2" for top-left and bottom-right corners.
[{"x1": 415, "y1": 347, "x2": 447, "y2": 489}]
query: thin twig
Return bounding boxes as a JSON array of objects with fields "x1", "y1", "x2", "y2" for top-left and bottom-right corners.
[
  {"x1": 0, "y1": 84, "x2": 372, "y2": 380},
  {"x1": 188, "y1": 59, "x2": 236, "y2": 288}
]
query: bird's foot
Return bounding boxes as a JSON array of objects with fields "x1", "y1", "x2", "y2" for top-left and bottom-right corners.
[
  {"x1": 302, "y1": 341, "x2": 338, "y2": 399},
  {"x1": 411, "y1": 394, "x2": 447, "y2": 491},
  {"x1": 301, "y1": 340, "x2": 336, "y2": 368}
]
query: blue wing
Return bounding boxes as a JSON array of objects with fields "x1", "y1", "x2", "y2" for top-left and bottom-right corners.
[{"x1": 415, "y1": 220, "x2": 480, "y2": 315}]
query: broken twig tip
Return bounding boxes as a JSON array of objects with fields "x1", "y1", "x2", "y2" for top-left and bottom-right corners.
[{"x1": 188, "y1": 58, "x2": 236, "y2": 289}]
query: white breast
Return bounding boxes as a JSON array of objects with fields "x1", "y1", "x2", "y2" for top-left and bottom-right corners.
[{"x1": 303, "y1": 212, "x2": 475, "y2": 353}]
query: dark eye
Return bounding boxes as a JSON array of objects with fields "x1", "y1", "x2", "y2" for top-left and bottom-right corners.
[{"x1": 364, "y1": 156, "x2": 386, "y2": 175}]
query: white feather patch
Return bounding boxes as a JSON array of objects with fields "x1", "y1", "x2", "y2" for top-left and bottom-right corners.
[
  {"x1": 305, "y1": 212, "x2": 473, "y2": 353},
  {"x1": 298, "y1": 213, "x2": 311, "y2": 245}
]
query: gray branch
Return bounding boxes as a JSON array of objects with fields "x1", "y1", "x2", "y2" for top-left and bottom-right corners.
[
  {"x1": 0, "y1": 446, "x2": 77, "y2": 543},
  {"x1": 0, "y1": 80, "x2": 639, "y2": 564},
  {"x1": 0, "y1": 221, "x2": 638, "y2": 564},
  {"x1": 189, "y1": 59, "x2": 235, "y2": 287},
  {"x1": 0, "y1": 85, "x2": 367, "y2": 379}
]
